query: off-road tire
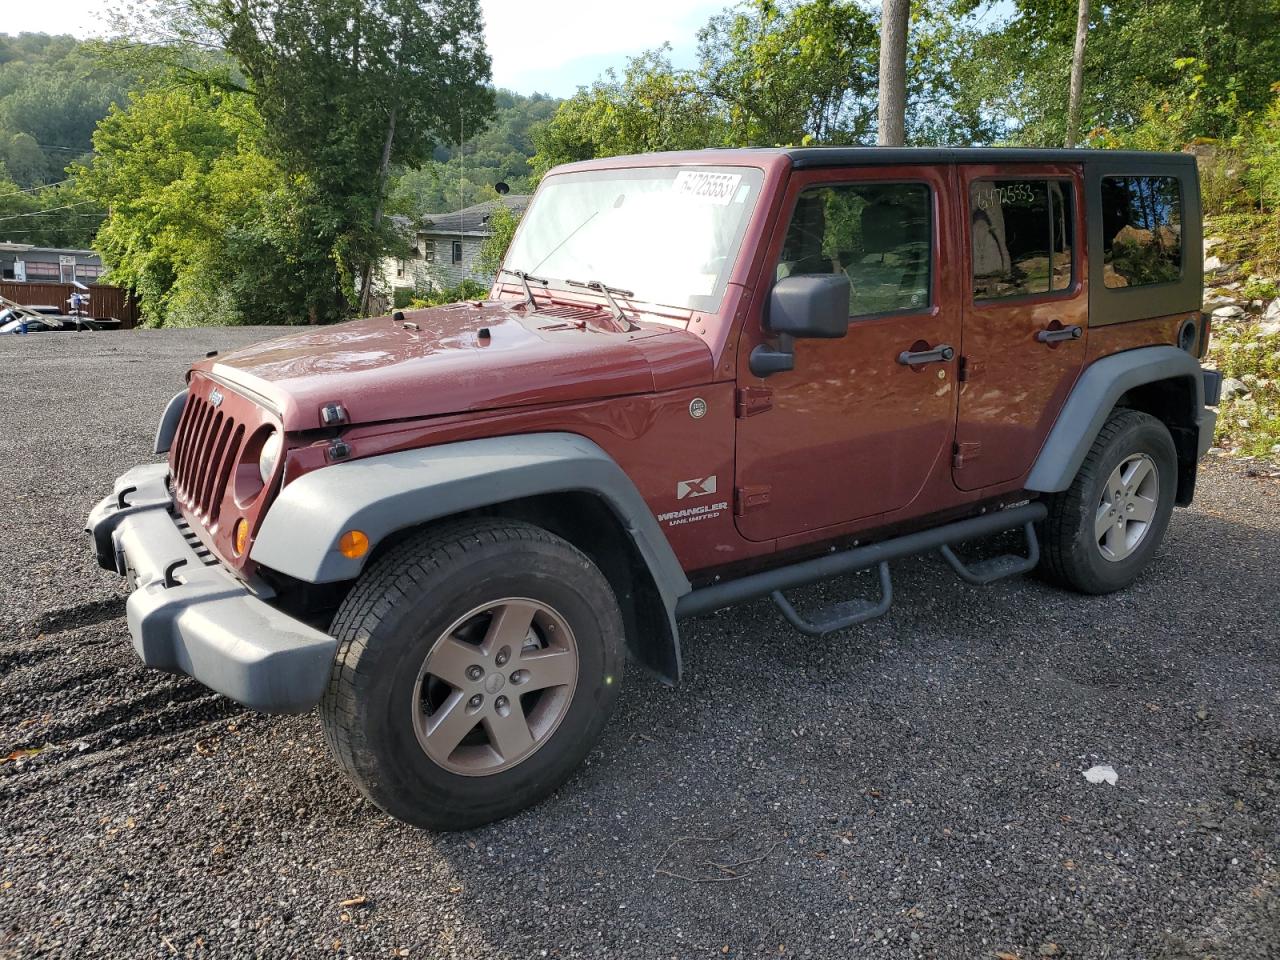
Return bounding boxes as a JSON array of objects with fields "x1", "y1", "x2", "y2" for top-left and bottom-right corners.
[
  {"x1": 320, "y1": 518, "x2": 625, "y2": 830},
  {"x1": 1039, "y1": 408, "x2": 1177, "y2": 594}
]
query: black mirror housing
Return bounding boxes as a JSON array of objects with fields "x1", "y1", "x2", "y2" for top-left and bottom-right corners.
[{"x1": 768, "y1": 274, "x2": 850, "y2": 339}]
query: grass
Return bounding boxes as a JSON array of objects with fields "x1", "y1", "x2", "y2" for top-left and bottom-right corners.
[{"x1": 1207, "y1": 320, "x2": 1280, "y2": 458}]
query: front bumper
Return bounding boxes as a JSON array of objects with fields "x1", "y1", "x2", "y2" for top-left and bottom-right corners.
[{"x1": 86, "y1": 463, "x2": 336, "y2": 714}]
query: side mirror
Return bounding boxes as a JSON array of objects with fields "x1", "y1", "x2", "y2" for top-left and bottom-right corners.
[{"x1": 751, "y1": 274, "x2": 850, "y2": 377}]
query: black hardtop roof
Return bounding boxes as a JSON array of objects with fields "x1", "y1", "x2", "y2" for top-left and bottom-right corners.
[{"x1": 779, "y1": 146, "x2": 1195, "y2": 169}]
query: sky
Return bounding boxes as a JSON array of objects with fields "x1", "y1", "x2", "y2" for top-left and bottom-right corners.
[{"x1": 0, "y1": 0, "x2": 726, "y2": 97}]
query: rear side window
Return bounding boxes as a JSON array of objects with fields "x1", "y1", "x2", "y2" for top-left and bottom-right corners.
[
  {"x1": 1100, "y1": 176, "x2": 1182, "y2": 288},
  {"x1": 970, "y1": 180, "x2": 1074, "y2": 300},
  {"x1": 777, "y1": 182, "x2": 932, "y2": 318}
]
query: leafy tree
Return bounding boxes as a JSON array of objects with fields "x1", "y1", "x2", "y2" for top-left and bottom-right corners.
[
  {"x1": 388, "y1": 89, "x2": 558, "y2": 219},
  {"x1": 698, "y1": 0, "x2": 879, "y2": 145},
  {"x1": 131, "y1": 0, "x2": 494, "y2": 317},
  {"x1": 475, "y1": 203, "x2": 520, "y2": 276},
  {"x1": 950, "y1": 0, "x2": 1280, "y2": 146},
  {"x1": 531, "y1": 46, "x2": 726, "y2": 175},
  {"x1": 74, "y1": 84, "x2": 297, "y2": 326}
]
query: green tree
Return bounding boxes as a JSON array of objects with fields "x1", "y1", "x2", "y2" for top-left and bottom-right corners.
[
  {"x1": 74, "y1": 83, "x2": 298, "y2": 326},
  {"x1": 474, "y1": 203, "x2": 520, "y2": 276},
  {"x1": 531, "y1": 46, "x2": 726, "y2": 175},
  {"x1": 129, "y1": 0, "x2": 494, "y2": 318},
  {"x1": 698, "y1": 0, "x2": 879, "y2": 145},
  {"x1": 949, "y1": 0, "x2": 1280, "y2": 146}
]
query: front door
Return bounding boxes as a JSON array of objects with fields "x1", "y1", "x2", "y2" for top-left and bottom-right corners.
[
  {"x1": 734, "y1": 165, "x2": 962, "y2": 544},
  {"x1": 954, "y1": 164, "x2": 1088, "y2": 490}
]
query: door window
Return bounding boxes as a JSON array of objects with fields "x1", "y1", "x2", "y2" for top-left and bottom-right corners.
[
  {"x1": 971, "y1": 180, "x2": 1074, "y2": 300},
  {"x1": 777, "y1": 182, "x2": 932, "y2": 318},
  {"x1": 1100, "y1": 176, "x2": 1182, "y2": 288}
]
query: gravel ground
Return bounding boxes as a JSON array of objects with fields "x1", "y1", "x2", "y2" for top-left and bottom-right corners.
[{"x1": 2, "y1": 328, "x2": 1278, "y2": 960}]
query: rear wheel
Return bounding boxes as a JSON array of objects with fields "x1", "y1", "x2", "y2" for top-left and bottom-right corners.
[
  {"x1": 320, "y1": 518, "x2": 625, "y2": 829},
  {"x1": 1039, "y1": 408, "x2": 1177, "y2": 594}
]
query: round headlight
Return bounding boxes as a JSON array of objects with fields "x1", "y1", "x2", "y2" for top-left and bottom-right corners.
[{"x1": 258, "y1": 430, "x2": 282, "y2": 484}]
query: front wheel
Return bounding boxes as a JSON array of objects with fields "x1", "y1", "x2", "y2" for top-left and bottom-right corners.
[
  {"x1": 320, "y1": 518, "x2": 625, "y2": 829},
  {"x1": 1039, "y1": 408, "x2": 1178, "y2": 594}
]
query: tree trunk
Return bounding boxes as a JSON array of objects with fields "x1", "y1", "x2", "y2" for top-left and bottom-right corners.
[
  {"x1": 1066, "y1": 0, "x2": 1090, "y2": 148},
  {"x1": 877, "y1": 0, "x2": 910, "y2": 146},
  {"x1": 358, "y1": 101, "x2": 398, "y2": 316}
]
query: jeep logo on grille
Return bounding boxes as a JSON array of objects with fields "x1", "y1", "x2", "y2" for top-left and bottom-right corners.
[{"x1": 209, "y1": 389, "x2": 223, "y2": 408}]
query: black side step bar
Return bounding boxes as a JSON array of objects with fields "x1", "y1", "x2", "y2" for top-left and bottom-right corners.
[{"x1": 675, "y1": 502, "x2": 1048, "y2": 629}]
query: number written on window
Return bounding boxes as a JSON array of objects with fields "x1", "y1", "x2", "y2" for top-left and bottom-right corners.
[{"x1": 971, "y1": 179, "x2": 1074, "y2": 301}]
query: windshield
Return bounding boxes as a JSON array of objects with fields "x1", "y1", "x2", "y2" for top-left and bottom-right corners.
[{"x1": 504, "y1": 165, "x2": 765, "y2": 318}]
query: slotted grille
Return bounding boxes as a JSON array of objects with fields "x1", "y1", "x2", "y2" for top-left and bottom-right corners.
[
  {"x1": 169, "y1": 391, "x2": 244, "y2": 523},
  {"x1": 533, "y1": 305, "x2": 606, "y2": 322}
]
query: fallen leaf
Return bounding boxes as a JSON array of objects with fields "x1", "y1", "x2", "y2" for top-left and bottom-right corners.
[
  {"x1": 1, "y1": 748, "x2": 42, "y2": 764},
  {"x1": 1038, "y1": 944, "x2": 1061, "y2": 958},
  {"x1": 994, "y1": 952, "x2": 1021, "y2": 960},
  {"x1": 339, "y1": 895, "x2": 367, "y2": 908}
]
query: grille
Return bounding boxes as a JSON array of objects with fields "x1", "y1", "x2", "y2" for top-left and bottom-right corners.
[
  {"x1": 170, "y1": 391, "x2": 244, "y2": 523},
  {"x1": 533, "y1": 305, "x2": 606, "y2": 322}
]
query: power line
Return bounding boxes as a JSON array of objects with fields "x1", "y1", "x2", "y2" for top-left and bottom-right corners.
[
  {"x1": 0, "y1": 200, "x2": 99, "y2": 223},
  {"x1": 0, "y1": 178, "x2": 76, "y2": 199}
]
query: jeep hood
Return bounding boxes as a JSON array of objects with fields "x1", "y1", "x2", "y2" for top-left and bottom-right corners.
[{"x1": 194, "y1": 301, "x2": 714, "y2": 430}]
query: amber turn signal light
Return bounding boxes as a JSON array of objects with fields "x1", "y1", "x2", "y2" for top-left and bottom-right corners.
[
  {"x1": 232, "y1": 518, "x2": 249, "y2": 556},
  {"x1": 338, "y1": 530, "x2": 369, "y2": 559}
]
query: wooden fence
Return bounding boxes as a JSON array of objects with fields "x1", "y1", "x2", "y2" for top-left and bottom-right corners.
[{"x1": 0, "y1": 281, "x2": 141, "y2": 328}]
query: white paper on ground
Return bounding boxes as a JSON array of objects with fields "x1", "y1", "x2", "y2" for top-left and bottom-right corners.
[{"x1": 1083, "y1": 764, "x2": 1118, "y2": 786}]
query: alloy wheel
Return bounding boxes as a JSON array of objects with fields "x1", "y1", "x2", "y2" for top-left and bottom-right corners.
[
  {"x1": 1095, "y1": 453, "x2": 1159, "y2": 562},
  {"x1": 411, "y1": 598, "x2": 579, "y2": 776}
]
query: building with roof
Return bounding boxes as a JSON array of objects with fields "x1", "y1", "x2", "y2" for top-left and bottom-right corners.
[
  {"x1": 379, "y1": 195, "x2": 531, "y2": 307},
  {"x1": 0, "y1": 243, "x2": 105, "y2": 283}
]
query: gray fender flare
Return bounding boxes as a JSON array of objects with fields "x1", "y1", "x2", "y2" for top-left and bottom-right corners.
[
  {"x1": 251, "y1": 432, "x2": 692, "y2": 679},
  {"x1": 154, "y1": 391, "x2": 187, "y2": 454},
  {"x1": 1025, "y1": 345, "x2": 1206, "y2": 493}
]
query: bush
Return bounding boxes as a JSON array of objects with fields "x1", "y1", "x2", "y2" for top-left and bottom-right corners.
[
  {"x1": 407, "y1": 279, "x2": 490, "y2": 308},
  {"x1": 1208, "y1": 322, "x2": 1280, "y2": 458}
]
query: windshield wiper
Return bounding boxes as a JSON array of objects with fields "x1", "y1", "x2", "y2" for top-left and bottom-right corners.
[
  {"x1": 565, "y1": 278, "x2": 636, "y2": 331},
  {"x1": 500, "y1": 268, "x2": 549, "y2": 309}
]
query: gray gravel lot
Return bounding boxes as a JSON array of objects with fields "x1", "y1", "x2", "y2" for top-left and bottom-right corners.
[{"x1": 1, "y1": 328, "x2": 1278, "y2": 960}]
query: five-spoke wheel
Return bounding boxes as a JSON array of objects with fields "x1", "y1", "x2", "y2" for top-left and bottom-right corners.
[
  {"x1": 1095, "y1": 453, "x2": 1159, "y2": 562},
  {"x1": 412, "y1": 599, "x2": 579, "y2": 775},
  {"x1": 1041, "y1": 407, "x2": 1177, "y2": 594},
  {"x1": 320, "y1": 518, "x2": 625, "y2": 830}
]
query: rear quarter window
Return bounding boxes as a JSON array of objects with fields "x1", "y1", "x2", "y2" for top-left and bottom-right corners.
[{"x1": 1100, "y1": 176, "x2": 1182, "y2": 288}]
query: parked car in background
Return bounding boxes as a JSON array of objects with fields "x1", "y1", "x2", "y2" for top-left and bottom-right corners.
[{"x1": 0, "y1": 308, "x2": 102, "y2": 333}]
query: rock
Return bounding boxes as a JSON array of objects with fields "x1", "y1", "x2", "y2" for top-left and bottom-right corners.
[
  {"x1": 1260, "y1": 321, "x2": 1280, "y2": 337},
  {"x1": 1250, "y1": 300, "x2": 1264, "y2": 311},
  {"x1": 1212, "y1": 304, "x2": 1245, "y2": 320},
  {"x1": 1204, "y1": 235, "x2": 1223, "y2": 250},
  {"x1": 1203, "y1": 255, "x2": 1222, "y2": 272},
  {"x1": 1038, "y1": 945, "x2": 1062, "y2": 958},
  {"x1": 1265, "y1": 298, "x2": 1280, "y2": 321},
  {"x1": 1222, "y1": 377, "x2": 1249, "y2": 400}
]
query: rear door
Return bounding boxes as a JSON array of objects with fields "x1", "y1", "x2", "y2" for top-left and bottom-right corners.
[
  {"x1": 954, "y1": 163, "x2": 1088, "y2": 490},
  {"x1": 733, "y1": 163, "x2": 962, "y2": 543}
]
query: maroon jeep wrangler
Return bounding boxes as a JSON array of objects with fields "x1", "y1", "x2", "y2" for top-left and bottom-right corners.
[{"x1": 89, "y1": 148, "x2": 1220, "y2": 829}]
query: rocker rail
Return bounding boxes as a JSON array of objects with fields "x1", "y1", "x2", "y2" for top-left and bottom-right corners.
[{"x1": 675, "y1": 502, "x2": 1048, "y2": 630}]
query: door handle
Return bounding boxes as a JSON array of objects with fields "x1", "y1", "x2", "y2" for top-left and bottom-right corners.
[
  {"x1": 898, "y1": 343, "x2": 955, "y2": 366},
  {"x1": 1036, "y1": 324, "x2": 1083, "y2": 344}
]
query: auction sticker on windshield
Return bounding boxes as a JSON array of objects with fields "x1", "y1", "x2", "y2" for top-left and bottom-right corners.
[{"x1": 672, "y1": 170, "x2": 742, "y2": 205}]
